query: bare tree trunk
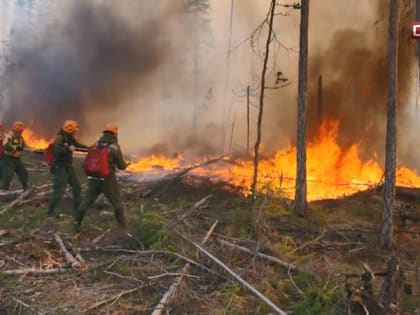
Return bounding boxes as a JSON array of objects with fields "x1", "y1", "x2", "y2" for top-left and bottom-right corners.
[
  {"x1": 192, "y1": 7, "x2": 199, "y2": 135},
  {"x1": 416, "y1": 0, "x2": 420, "y2": 112},
  {"x1": 246, "y1": 85, "x2": 250, "y2": 154},
  {"x1": 294, "y1": 0, "x2": 309, "y2": 216},
  {"x1": 317, "y1": 74, "x2": 323, "y2": 125},
  {"x1": 381, "y1": 0, "x2": 399, "y2": 249},
  {"x1": 220, "y1": 0, "x2": 235, "y2": 152},
  {"x1": 251, "y1": 0, "x2": 276, "y2": 199}
]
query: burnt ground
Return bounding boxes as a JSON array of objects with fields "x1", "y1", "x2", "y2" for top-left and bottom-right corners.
[{"x1": 0, "y1": 152, "x2": 419, "y2": 314}]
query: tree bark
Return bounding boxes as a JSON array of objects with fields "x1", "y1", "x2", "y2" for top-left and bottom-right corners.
[
  {"x1": 294, "y1": 0, "x2": 309, "y2": 216},
  {"x1": 251, "y1": 0, "x2": 276, "y2": 199},
  {"x1": 381, "y1": 0, "x2": 399, "y2": 249}
]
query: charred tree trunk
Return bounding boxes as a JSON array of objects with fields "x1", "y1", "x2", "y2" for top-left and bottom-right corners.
[
  {"x1": 317, "y1": 74, "x2": 323, "y2": 125},
  {"x1": 294, "y1": 0, "x2": 309, "y2": 216},
  {"x1": 251, "y1": 0, "x2": 276, "y2": 199},
  {"x1": 381, "y1": 0, "x2": 399, "y2": 249}
]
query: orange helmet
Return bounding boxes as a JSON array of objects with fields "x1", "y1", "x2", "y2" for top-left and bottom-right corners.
[
  {"x1": 104, "y1": 122, "x2": 118, "y2": 135},
  {"x1": 12, "y1": 121, "x2": 25, "y2": 132},
  {"x1": 62, "y1": 120, "x2": 79, "y2": 133}
]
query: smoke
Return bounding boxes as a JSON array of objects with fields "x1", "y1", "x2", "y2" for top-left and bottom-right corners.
[
  {"x1": 3, "y1": 0, "x2": 178, "y2": 137},
  {"x1": 1, "y1": 0, "x2": 418, "y2": 166}
]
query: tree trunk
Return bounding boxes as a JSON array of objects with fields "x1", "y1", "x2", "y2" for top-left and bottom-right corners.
[
  {"x1": 246, "y1": 85, "x2": 250, "y2": 154},
  {"x1": 220, "y1": 0, "x2": 235, "y2": 152},
  {"x1": 251, "y1": 0, "x2": 276, "y2": 199},
  {"x1": 381, "y1": 0, "x2": 399, "y2": 249},
  {"x1": 317, "y1": 74, "x2": 323, "y2": 125},
  {"x1": 294, "y1": 0, "x2": 309, "y2": 216}
]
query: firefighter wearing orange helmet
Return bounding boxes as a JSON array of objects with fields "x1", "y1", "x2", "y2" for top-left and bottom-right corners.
[
  {"x1": 47, "y1": 120, "x2": 89, "y2": 218},
  {"x1": 0, "y1": 121, "x2": 29, "y2": 190},
  {"x1": 73, "y1": 122, "x2": 129, "y2": 232}
]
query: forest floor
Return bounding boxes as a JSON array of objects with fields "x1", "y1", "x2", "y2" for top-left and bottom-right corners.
[{"x1": 0, "y1": 152, "x2": 419, "y2": 315}]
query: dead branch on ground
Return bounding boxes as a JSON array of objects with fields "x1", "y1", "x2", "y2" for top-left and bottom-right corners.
[
  {"x1": 54, "y1": 233, "x2": 81, "y2": 268},
  {"x1": 151, "y1": 220, "x2": 218, "y2": 315}
]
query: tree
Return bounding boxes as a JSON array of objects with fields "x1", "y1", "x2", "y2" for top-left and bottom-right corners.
[
  {"x1": 184, "y1": 0, "x2": 212, "y2": 135},
  {"x1": 251, "y1": 0, "x2": 276, "y2": 199},
  {"x1": 294, "y1": 0, "x2": 309, "y2": 216},
  {"x1": 381, "y1": 0, "x2": 399, "y2": 249}
]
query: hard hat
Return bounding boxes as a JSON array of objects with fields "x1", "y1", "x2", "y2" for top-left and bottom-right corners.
[
  {"x1": 12, "y1": 121, "x2": 25, "y2": 132},
  {"x1": 62, "y1": 120, "x2": 79, "y2": 133},
  {"x1": 104, "y1": 122, "x2": 118, "y2": 135}
]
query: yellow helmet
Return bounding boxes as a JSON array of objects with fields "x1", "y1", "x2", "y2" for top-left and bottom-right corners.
[
  {"x1": 62, "y1": 120, "x2": 79, "y2": 133},
  {"x1": 104, "y1": 122, "x2": 118, "y2": 135},
  {"x1": 12, "y1": 121, "x2": 25, "y2": 132}
]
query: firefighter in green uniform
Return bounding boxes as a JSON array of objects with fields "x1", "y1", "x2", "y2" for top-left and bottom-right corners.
[
  {"x1": 73, "y1": 122, "x2": 129, "y2": 232},
  {"x1": 0, "y1": 122, "x2": 5, "y2": 181},
  {"x1": 47, "y1": 120, "x2": 88, "y2": 217},
  {"x1": 0, "y1": 121, "x2": 29, "y2": 190}
]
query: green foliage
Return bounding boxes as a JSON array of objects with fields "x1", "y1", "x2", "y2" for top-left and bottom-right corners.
[
  {"x1": 213, "y1": 282, "x2": 246, "y2": 314},
  {"x1": 288, "y1": 277, "x2": 343, "y2": 315},
  {"x1": 135, "y1": 211, "x2": 167, "y2": 249}
]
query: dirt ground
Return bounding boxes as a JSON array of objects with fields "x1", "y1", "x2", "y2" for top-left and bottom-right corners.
[{"x1": 0, "y1": 153, "x2": 419, "y2": 314}]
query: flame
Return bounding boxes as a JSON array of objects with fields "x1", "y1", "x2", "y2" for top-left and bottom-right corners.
[
  {"x1": 126, "y1": 119, "x2": 420, "y2": 201},
  {"x1": 22, "y1": 129, "x2": 52, "y2": 150},
  {"x1": 127, "y1": 154, "x2": 182, "y2": 172}
]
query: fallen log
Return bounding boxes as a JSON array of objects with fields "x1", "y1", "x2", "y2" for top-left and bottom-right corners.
[
  {"x1": 179, "y1": 194, "x2": 212, "y2": 221},
  {"x1": 0, "y1": 187, "x2": 34, "y2": 215},
  {"x1": 83, "y1": 287, "x2": 145, "y2": 313},
  {"x1": 151, "y1": 221, "x2": 218, "y2": 315},
  {"x1": 2, "y1": 268, "x2": 69, "y2": 275},
  {"x1": 0, "y1": 189, "x2": 24, "y2": 202},
  {"x1": 219, "y1": 239, "x2": 299, "y2": 272},
  {"x1": 183, "y1": 234, "x2": 288, "y2": 315},
  {"x1": 54, "y1": 233, "x2": 80, "y2": 268}
]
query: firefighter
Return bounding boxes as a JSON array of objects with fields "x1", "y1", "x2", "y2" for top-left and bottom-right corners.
[
  {"x1": 0, "y1": 121, "x2": 29, "y2": 190},
  {"x1": 0, "y1": 122, "x2": 5, "y2": 181},
  {"x1": 47, "y1": 120, "x2": 88, "y2": 218},
  {"x1": 73, "y1": 122, "x2": 129, "y2": 232}
]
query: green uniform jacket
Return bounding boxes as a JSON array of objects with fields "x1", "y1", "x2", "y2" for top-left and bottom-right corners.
[
  {"x1": 95, "y1": 131, "x2": 128, "y2": 175},
  {"x1": 52, "y1": 129, "x2": 88, "y2": 166},
  {"x1": 3, "y1": 131, "x2": 26, "y2": 158}
]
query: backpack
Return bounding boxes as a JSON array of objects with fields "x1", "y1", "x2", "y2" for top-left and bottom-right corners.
[
  {"x1": 83, "y1": 144, "x2": 111, "y2": 178},
  {"x1": 0, "y1": 141, "x2": 3, "y2": 159},
  {"x1": 44, "y1": 143, "x2": 54, "y2": 166}
]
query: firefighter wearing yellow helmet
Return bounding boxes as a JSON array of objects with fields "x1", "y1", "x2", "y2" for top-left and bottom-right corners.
[
  {"x1": 74, "y1": 122, "x2": 129, "y2": 232},
  {"x1": 0, "y1": 121, "x2": 29, "y2": 190},
  {"x1": 47, "y1": 120, "x2": 88, "y2": 218}
]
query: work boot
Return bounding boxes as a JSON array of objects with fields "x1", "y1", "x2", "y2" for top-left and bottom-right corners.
[
  {"x1": 73, "y1": 221, "x2": 81, "y2": 234},
  {"x1": 46, "y1": 207, "x2": 55, "y2": 218}
]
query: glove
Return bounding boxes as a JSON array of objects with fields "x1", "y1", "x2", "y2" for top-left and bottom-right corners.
[{"x1": 68, "y1": 145, "x2": 76, "y2": 152}]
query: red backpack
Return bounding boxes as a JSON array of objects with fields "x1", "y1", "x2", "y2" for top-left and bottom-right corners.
[
  {"x1": 44, "y1": 143, "x2": 54, "y2": 166},
  {"x1": 83, "y1": 144, "x2": 110, "y2": 178}
]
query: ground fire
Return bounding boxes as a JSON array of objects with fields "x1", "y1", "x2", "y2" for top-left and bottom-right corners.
[{"x1": 23, "y1": 119, "x2": 420, "y2": 201}]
